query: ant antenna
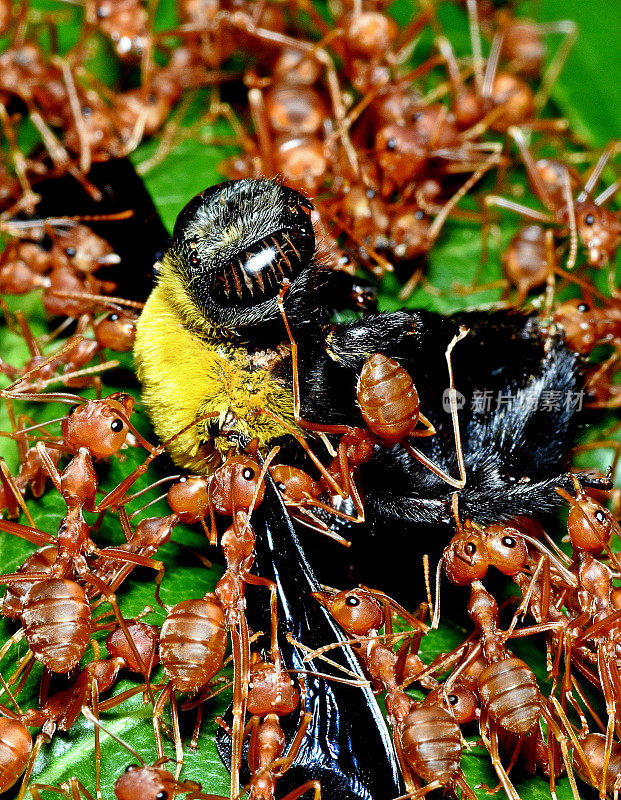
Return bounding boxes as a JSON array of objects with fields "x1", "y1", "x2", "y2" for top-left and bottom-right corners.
[{"x1": 81, "y1": 707, "x2": 146, "y2": 765}]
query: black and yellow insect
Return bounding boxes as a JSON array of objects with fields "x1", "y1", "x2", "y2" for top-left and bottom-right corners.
[
  {"x1": 134, "y1": 179, "x2": 317, "y2": 472},
  {"x1": 135, "y1": 177, "x2": 595, "y2": 533}
]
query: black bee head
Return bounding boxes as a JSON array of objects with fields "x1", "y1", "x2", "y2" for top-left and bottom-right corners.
[{"x1": 167, "y1": 179, "x2": 315, "y2": 329}]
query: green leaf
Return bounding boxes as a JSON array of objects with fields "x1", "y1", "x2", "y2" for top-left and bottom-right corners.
[{"x1": 0, "y1": 1, "x2": 619, "y2": 798}]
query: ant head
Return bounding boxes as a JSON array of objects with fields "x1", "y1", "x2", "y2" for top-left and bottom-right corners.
[
  {"x1": 483, "y1": 524, "x2": 529, "y2": 576},
  {"x1": 271, "y1": 464, "x2": 319, "y2": 503},
  {"x1": 557, "y1": 477, "x2": 618, "y2": 555},
  {"x1": 95, "y1": 310, "x2": 138, "y2": 352},
  {"x1": 247, "y1": 661, "x2": 300, "y2": 717},
  {"x1": 62, "y1": 394, "x2": 134, "y2": 459},
  {"x1": 443, "y1": 495, "x2": 489, "y2": 585},
  {"x1": 552, "y1": 298, "x2": 598, "y2": 353},
  {"x1": 574, "y1": 203, "x2": 621, "y2": 268},
  {"x1": 114, "y1": 764, "x2": 177, "y2": 800},
  {"x1": 375, "y1": 124, "x2": 427, "y2": 194},
  {"x1": 390, "y1": 206, "x2": 431, "y2": 261},
  {"x1": 443, "y1": 527, "x2": 490, "y2": 585},
  {"x1": 313, "y1": 588, "x2": 384, "y2": 636},
  {"x1": 52, "y1": 224, "x2": 117, "y2": 274},
  {"x1": 442, "y1": 684, "x2": 478, "y2": 724},
  {"x1": 167, "y1": 476, "x2": 209, "y2": 523},
  {"x1": 210, "y1": 455, "x2": 265, "y2": 516},
  {"x1": 106, "y1": 621, "x2": 159, "y2": 675}
]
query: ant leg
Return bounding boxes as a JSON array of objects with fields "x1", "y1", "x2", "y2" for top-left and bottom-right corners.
[
  {"x1": 562, "y1": 170, "x2": 578, "y2": 269},
  {"x1": 16, "y1": 732, "x2": 47, "y2": 800},
  {"x1": 256, "y1": 409, "x2": 352, "y2": 500},
  {"x1": 244, "y1": 573, "x2": 278, "y2": 659},
  {"x1": 247, "y1": 78, "x2": 274, "y2": 176},
  {"x1": 277, "y1": 282, "x2": 353, "y2": 437},
  {"x1": 487, "y1": 725, "x2": 521, "y2": 800},
  {"x1": 80, "y1": 572, "x2": 155, "y2": 706},
  {"x1": 534, "y1": 20, "x2": 578, "y2": 108},
  {"x1": 229, "y1": 615, "x2": 251, "y2": 800},
  {"x1": 399, "y1": 155, "x2": 502, "y2": 301},
  {"x1": 96, "y1": 411, "x2": 218, "y2": 510},
  {"x1": 508, "y1": 127, "x2": 555, "y2": 209},
  {"x1": 402, "y1": 328, "x2": 469, "y2": 489},
  {"x1": 89, "y1": 680, "x2": 102, "y2": 800},
  {"x1": 0, "y1": 518, "x2": 55, "y2": 547},
  {"x1": 170, "y1": 690, "x2": 184, "y2": 780},
  {"x1": 55, "y1": 56, "x2": 91, "y2": 174},
  {"x1": 153, "y1": 683, "x2": 173, "y2": 760},
  {"x1": 577, "y1": 141, "x2": 619, "y2": 203},
  {"x1": 279, "y1": 779, "x2": 322, "y2": 800},
  {"x1": 0, "y1": 459, "x2": 35, "y2": 525},
  {"x1": 272, "y1": 712, "x2": 312, "y2": 775},
  {"x1": 93, "y1": 549, "x2": 166, "y2": 608},
  {"x1": 485, "y1": 194, "x2": 554, "y2": 224},
  {"x1": 28, "y1": 785, "x2": 71, "y2": 800}
]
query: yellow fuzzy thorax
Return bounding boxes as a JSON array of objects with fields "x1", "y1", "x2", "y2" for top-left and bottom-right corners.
[{"x1": 134, "y1": 269, "x2": 296, "y2": 474}]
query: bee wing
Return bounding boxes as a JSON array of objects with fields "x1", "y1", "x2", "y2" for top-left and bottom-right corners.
[{"x1": 216, "y1": 470, "x2": 403, "y2": 800}]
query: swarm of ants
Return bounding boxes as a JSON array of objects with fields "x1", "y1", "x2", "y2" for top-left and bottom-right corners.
[{"x1": 0, "y1": 0, "x2": 620, "y2": 799}]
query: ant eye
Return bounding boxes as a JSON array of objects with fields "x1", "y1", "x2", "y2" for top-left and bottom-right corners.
[
  {"x1": 156, "y1": 793, "x2": 168, "y2": 800},
  {"x1": 595, "y1": 510, "x2": 607, "y2": 523},
  {"x1": 577, "y1": 303, "x2": 589, "y2": 312},
  {"x1": 386, "y1": 137, "x2": 397, "y2": 151},
  {"x1": 82, "y1": 106, "x2": 92, "y2": 118},
  {"x1": 345, "y1": 595, "x2": 360, "y2": 607},
  {"x1": 366, "y1": 188, "x2": 376, "y2": 199},
  {"x1": 276, "y1": 481, "x2": 286, "y2": 492},
  {"x1": 65, "y1": 247, "x2": 77, "y2": 257},
  {"x1": 465, "y1": 543, "x2": 477, "y2": 555},
  {"x1": 501, "y1": 536, "x2": 516, "y2": 548},
  {"x1": 110, "y1": 419, "x2": 124, "y2": 433},
  {"x1": 414, "y1": 210, "x2": 424, "y2": 220},
  {"x1": 585, "y1": 214, "x2": 595, "y2": 225},
  {"x1": 69, "y1": 404, "x2": 80, "y2": 416},
  {"x1": 242, "y1": 467, "x2": 255, "y2": 480},
  {"x1": 109, "y1": 313, "x2": 119, "y2": 321},
  {"x1": 448, "y1": 694, "x2": 458, "y2": 705},
  {"x1": 125, "y1": 764, "x2": 138, "y2": 772}
]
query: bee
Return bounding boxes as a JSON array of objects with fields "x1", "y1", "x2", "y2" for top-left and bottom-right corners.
[
  {"x1": 134, "y1": 178, "x2": 379, "y2": 474},
  {"x1": 135, "y1": 178, "x2": 604, "y2": 531}
]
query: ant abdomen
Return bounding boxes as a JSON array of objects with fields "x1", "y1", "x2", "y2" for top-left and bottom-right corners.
[
  {"x1": 21, "y1": 578, "x2": 91, "y2": 672},
  {"x1": 401, "y1": 705, "x2": 463, "y2": 783},
  {"x1": 159, "y1": 598, "x2": 227, "y2": 692},
  {"x1": 477, "y1": 657, "x2": 541, "y2": 735},
  {"x1": 0, "y1": 717, "x2": 32, "y2": 793},
  {"x1": 574, "y1": 733, "x2": 621, "y2": 795},
  {"x1": 357, "y1": 353, "x2": 419, "y2": 442},
  {"x1": 1, "y1": 546, "x2": 57, "y2": 620}
]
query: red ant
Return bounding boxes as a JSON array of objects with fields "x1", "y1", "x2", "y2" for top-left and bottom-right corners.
[
  {"x1": 487, "y1": 133, "x2": 621, "y2": 281},
  {"x1": 29, "y1": 706, "x2": 218, "y2": 800},
  {"x1": 0, "y1": 620, "x2": 158, "y2": 800},
  {"x1": 258, "y1": 284, "x2": 469, "y2": 528}
]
